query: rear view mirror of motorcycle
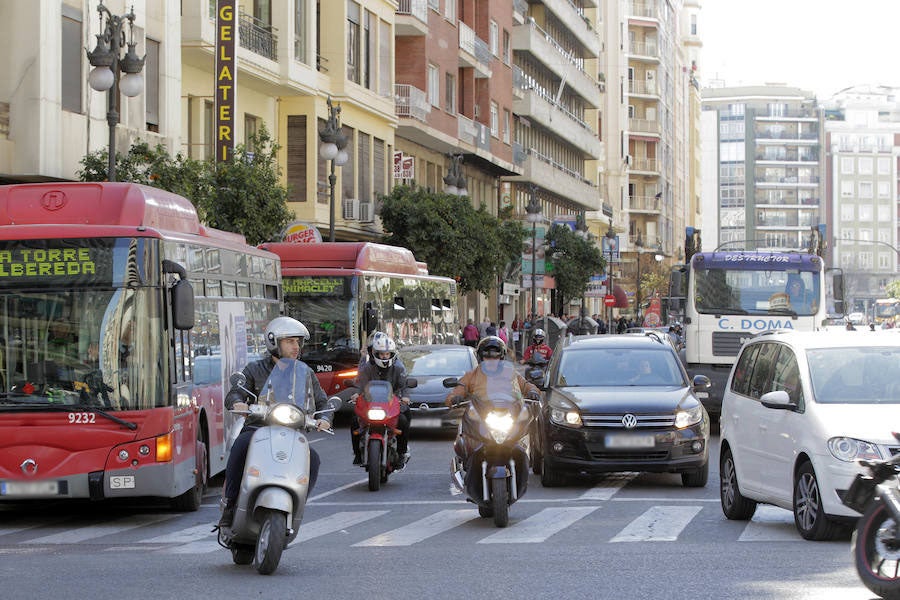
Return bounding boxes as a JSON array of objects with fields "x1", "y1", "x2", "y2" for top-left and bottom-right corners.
[
  {"x1": 322, "y1": 396, "x2": 342, "y2": 413},
  {"x1": 442, "y1": 377, "x2": 460, "y2": 388}
]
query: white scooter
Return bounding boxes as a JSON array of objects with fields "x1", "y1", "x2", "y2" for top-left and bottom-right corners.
[{"x1": 218, "y1": 358, "x2": 340, "y2": 574}]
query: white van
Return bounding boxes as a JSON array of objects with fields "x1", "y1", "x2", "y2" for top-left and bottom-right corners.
[{"x1": 719, "y1": 329, "x2": 900, "y2": 540}]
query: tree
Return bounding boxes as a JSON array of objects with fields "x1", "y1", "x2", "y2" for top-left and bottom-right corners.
[
  {"x1": 78, "y1": 125, "x2": 292, "y2": 245},
  {"x1": 885, "y1": 280, "x2": 900, "y2": 299},
  {"x1": 544, "y1": 223, "x2": 604, "y2": 312},
  {"x1": 378, "y1": 185, "x2": 526, "y2": 295}
]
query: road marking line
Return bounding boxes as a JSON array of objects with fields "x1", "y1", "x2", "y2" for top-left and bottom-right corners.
[
  {"x1": 478, "y1": 506, "x2": 600, "y2": 544},
  {"x1": 24, "y1": 514, "x2": 178, "y2": 544},
  {"x1": 141, "y1": 523, "x2": 215, "y2": 544},
  {"x1": 610, "y1": 505, "x2": 702, "y2": 542},
  {"x1": 577, "y1": 474, "x2": 637, "y2": 500},
  {"x1": 352, "y1": 509, "x2": 476, "y2": 547},
  {"x1": 296, "y1": 510, "x2": 388, "y2": 543},
  {"x1": 737, "y1": 505, "x2": 798, "y2": 542},
  {"x1": 308, "y1": 478, "x2": 368, "y2": 502}
]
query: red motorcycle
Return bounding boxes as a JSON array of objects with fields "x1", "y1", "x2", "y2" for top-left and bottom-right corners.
[{"x1": 353, "y1": 379, "x2": 416, "y2": 491}]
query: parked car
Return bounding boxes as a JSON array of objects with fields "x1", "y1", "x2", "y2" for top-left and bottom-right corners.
[
  {"x1": 400, "y1": 344, "x2": 478, "y2": 430},
  {"x1": 533, "y1": 333, "x2": 711, "y2": 487},
  {"x1": 719, "y1": 329, "x2": 900, "y2": 540}
]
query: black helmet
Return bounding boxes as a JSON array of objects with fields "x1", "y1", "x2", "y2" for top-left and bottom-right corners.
[{"x1": 477, "y1": 336, "x2": 507, "y2": 361}]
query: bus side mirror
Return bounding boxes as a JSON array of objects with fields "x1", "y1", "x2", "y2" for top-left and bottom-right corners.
[
  {"x1": 172, "y1": 279, "x2": 195, "y2": 330},
  {"x1": 364, "y1": 304, "x2": 378, "y2": 335}
]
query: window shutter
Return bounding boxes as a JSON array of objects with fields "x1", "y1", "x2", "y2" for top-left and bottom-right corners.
[{"x1": 287, "y1": 115, "x2": 307, "y2": 202}]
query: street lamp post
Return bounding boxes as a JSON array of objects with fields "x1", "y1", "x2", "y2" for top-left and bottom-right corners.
[
  {"x1": 575, "y1": 213, "x2": 594, "y2": 331},
  {"x1": 525, "y1": 185, "x2": 542, "y2": 324},
  {"x1": 443, "y1": 154, "x2": 468, "y2": 196},
  {"x1": 634, "y1": 231, "x2": 664, "y2": 325},
  {"x1": 319, "y1": 96, "x2": 350, "y2": 242},
  {"x1": 604, "y1": 218, "x2": 617, "y2": 334},
  {"x1": 86, "y1": 1, "x2": 145, "y2": 182}
]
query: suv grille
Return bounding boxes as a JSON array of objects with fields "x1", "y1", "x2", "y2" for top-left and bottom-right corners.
[{"x1": 581, "y1": 413, "x2": 675, "y2": 428}]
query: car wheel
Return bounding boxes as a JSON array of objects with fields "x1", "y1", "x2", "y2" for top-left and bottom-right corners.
[
  {"x1": 794, "y1": 460, "x2": 841, "y2": 541},
  {"x1": 540, "y1": 454, "x2": 565, "y2": 487},
  {"x1": 681, "y1": 460, "x2": 708, "y2": 488},
  {"x1": 719, "y1": 446, "x2": 757, "y2": 520}
]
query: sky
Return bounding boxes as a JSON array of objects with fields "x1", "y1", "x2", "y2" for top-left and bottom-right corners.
[{"x1": 699, "y1": 0, "x2": 900, "y2": 100}]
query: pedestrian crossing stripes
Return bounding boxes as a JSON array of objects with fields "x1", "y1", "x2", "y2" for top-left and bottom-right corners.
[{"x1": 0, "y1": 501, "x2": 802, "y2": 553}]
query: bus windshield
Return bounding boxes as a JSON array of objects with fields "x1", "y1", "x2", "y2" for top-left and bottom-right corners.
[
  {"x1": 283, "y1": 275, "x2": 356, "y2": 354},
  {"x1": 695, "y1": 267, "x2": 820, "y2": 316}
]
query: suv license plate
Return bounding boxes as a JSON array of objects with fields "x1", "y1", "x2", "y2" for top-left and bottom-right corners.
[{"x1": 605, "y1": 434, "x2": 655, "y2": 449}]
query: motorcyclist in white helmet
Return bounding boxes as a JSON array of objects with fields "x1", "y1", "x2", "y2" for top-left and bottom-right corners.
[
  {"x1": 218, "y1": 316, "x2": 331, "y2": 528},
  {"x1": 521, "y1": 328, "x2": 552, "y2": 364},
  {"x1": 350, "y1": 332, "x2": 411, "y2": 466}
]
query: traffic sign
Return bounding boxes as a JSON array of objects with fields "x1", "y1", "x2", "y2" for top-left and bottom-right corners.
[{"x1": 604, "y1": 294, "x2": 616, "y2": 307}]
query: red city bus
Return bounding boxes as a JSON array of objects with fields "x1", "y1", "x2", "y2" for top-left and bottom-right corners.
[
  {"x1": 259, "y1": 242, "x2": 459, "y2": 405},
  {"x1": 0, "y1": 182, "x2": 281, "y2": 510}
]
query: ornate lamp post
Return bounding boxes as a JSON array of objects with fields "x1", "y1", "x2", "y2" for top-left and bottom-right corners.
[
  {"x1": 574, "y1": 212, "x2": 594, "y2": 330},
  {"x1": 319, "y1": 96, "x2": 350, "y2": 242},
  {"x1": 604, "y1": 218, "x2": 617, "y2": 334},
  {"x1": 634, "y1": 231, "x2": 664, "y2": 324},
  {"x1": 525, "y1": 185, "x2": 543, "y2": 322},
  {"x1": 443, "y1": 154, "x2": 468, "y2": 196},
  {"x1": 85, "y1": 1, "x2": 145, "y2": 182}
]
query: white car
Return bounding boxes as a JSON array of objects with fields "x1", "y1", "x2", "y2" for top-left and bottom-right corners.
[{"x1": 719, "y1": 329, "x2": 900, "y2": 540}]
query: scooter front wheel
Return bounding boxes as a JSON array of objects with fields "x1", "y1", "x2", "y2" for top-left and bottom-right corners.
[
  {"x1": 254, "y1": 509, "x2": 287, "y2": 575},
  {"x1": 367, "y1": 439, "x2": 383, "y2": 492},
  {"x1": 491, "y1": 477, "x2": 510, "y2": 528}
]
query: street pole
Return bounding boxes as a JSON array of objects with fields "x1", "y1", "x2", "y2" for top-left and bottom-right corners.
[{"x1": 319, "y1": 96, "x2": 349, "y2": 242}]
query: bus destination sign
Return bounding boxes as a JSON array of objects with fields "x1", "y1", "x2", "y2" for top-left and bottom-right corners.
[
  {"x1": 0, "y1": 240, "x2": 114, "y2": 286},
  {"x1": 283, "y1": 277, "x2": 345, "y2": 296}
]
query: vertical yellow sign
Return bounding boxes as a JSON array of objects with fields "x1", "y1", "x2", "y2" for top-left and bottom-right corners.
[{"x1": 216, "y1": 1, "x2": 236, "y2": 164}]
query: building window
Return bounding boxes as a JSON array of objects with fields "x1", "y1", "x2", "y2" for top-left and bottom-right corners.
[
  {"x1": 358, "y1": 131, "x2": 370, "y2": 202},
  {"x1": 840, "y1": 204, "x2": 854, "y2": 221},
  {"x1": 443, "y1": 0, "x2": 455, "y2": 21},
  {"x1": 489, "y1": 20, "x2": 499, "y2": 56},
  {"x1": 503, "y1": 109, "x2": 510, "y2": 144},
  {"x1": 858, "y1": 157, "x2": 873, "y2": 175},
  {"x1": 347, "y1": 1, "x2": 361, "y2": 84},
  {"x1": 294, "y1": 0, "x2": 307, "y2": 63},
  {"x1": 859, "y1": 182, "x2": 873, "y2": 198},
  {"x1": 145, "y1": 38, "x2": 160, "y2": 132},
  {"x1": 287, "y1": 115, "x2": 308, "y2": 203},
  {"x1": 244, "y1": 114, "x2": 259, "y2": 153},
  {"x1": 204, "y1": 100, "x2": 214, "y2": 160},
  {"x1": 840, "y1": 157, "x2": 854, "y2": 174},
  {"x1": 364, "y1": 10, "x2": 375, "y2": 90},
  {"x1": 61, "y1": 8, "x2": 83, "y2": 113},
  {"x1": 490, "y1": 102, "x2": 499, "y2": 137},
  {"x1": 444, "y1": 72, "x2": 455, "y2": 113},
  {"x1": 502, "y1": 29, "x2": 510, "y2": 65},
  {"x1": 379, "y1": 19, "x2": 391, "y2": 96},
  {"x1": 427, "y1": 64, "x2": 439, "y2": 107}
]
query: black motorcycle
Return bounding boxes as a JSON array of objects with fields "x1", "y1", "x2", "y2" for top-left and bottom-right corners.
[
  {"x1": 842, "y1": 432, "x2": 900, "y2": 600},
  {"x1": 445, "y1": 361, "x2": 537, "y2": 528}
]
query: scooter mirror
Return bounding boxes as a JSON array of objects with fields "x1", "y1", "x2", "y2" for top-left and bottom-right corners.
[{"x1": 230, "y1": 372, "x2": 246, "y2": 388}]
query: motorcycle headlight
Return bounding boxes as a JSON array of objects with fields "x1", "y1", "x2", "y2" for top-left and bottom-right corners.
[
  {"x1": 827, "y1": 437, "x2": 883, "y2": 462},
  {"x1": 367, "y1": 407, "x2": 387, "y2": 421},
  {"x1": 484, "y1": 411, "x2": 514, "y2": 443},
  {"x1": 674, "y1": 404, "x2": 703, "y2": 429},
  {"x1": 269, "y1": 404, "x2": 304, "y2": 427}
]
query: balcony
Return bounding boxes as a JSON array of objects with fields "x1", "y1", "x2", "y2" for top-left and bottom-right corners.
[
  {"x1": 507, "y1": 150, "x2": 600, "y2": 211},
  {"x1": 395, "y1": 84, "x2": 430, "y2": 122},
  {"x1": 512, "y1": 19, "x2": 600, "y2": 107},
  {"x1": 627, "y1": 1, "x2": 660, "y2": 19},
  {"x1": 513, "y1": 0, "x2": 528, "y2": 24},
  {"x1": 628, "y1": 195, "x2": 662, "y2": 214},
  {"x1": 513, "y1": 79, "x2": 601, "y2": 158},
  {"x1": 628, "y1": 157, "x2": 660, "y2": 174},
  {"x1": 540, "y1": 0, "x2": 600, "y2": 58},
  {"x1": 459, "y1": 22, "x2": 492, "y2": 78},
  {"x1": 239, "y1": 10, "x2": 277, "y2": 61},
  {"x1": 628, "y1": 118, "x2": 660, "y2": 136},
  {"x1": 628, "y1": 40, "x2": 659, "y2": 61},
  {"x1": 396, "y1": 0, "x2": 428, "y2": 36}
]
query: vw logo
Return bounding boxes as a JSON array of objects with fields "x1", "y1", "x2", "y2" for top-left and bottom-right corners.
[
  {"x1": 20, "y1": 458, "x2": 38, "y2": 476},
  {"x1": 621, "y1": 414, "x2": 638, "y2": 429}
]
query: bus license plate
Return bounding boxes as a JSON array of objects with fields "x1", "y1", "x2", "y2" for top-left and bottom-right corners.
[
  {"x1": 1, "y1": 480, "x2": 60, "y2": 496},
  {"x1": 109, "y1": 476, "x2": 136, "y2": 489},
  {"x1": 605, "y1": 434, "x2": 655, "y2": 449}
]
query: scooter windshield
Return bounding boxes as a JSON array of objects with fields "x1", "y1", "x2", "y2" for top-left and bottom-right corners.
[
  {"x1": 363, "y1": 380, "x2": 394, "y2": 405},
  {"x1": 471, "y1": 360, "x2": 523, "y2": 412},
  {"x1": 258, "y1": 358, "x2": 315, "y2": 412}
]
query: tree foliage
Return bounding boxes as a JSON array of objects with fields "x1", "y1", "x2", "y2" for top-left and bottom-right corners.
[
  {"x1": 77, "y1": 125, "x2": 291, "y2": 245},
  {"x1": 544, "y1": 223, "x2": 605, "y2": 309},
  {"x1": 885, "y1": 280, "x2": 900, "y2": 300},
  {"x1": 378, "y1": 185, "x2": 526, "y2": 295}
]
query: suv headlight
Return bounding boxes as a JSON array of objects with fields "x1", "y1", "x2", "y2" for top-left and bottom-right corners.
[
  {"x1": 827, "y1": 437, "x2": 883, "y2": 462},
  {"x1": 674, "y1": 404, "x2": 703, "y2": 429},
  {"x1": 549, "y1": 398, "x2": 582, "y2": 428}
]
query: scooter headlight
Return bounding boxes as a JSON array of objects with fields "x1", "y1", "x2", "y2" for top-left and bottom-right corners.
[
  {"x1": 367, "y1": 407, "x2": 387, "y2": 421},
  {"x1": 269, "y1": 403, "x2": 304, "y2": 426},
  {"x1": 484, "y1": 410, "x2": 514, "y2": 443}
]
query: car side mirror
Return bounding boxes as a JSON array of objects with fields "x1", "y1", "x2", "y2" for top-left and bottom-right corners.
[
  {"x1": 406, "y1": 377, "x2": 418, "y2": 389},
  {"x1": 442, "y1": 377, "x2": 460, "y2": 388}
]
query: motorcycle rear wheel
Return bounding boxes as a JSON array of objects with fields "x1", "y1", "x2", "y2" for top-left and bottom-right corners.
[
  {"x1": 254, "y1": 509, "x2": 287, "y2": 575},
  {"x1": 491, "y1": 478, "x2": 509, "y2": 528},
  {"x1": 852, "y1": 501, "x2": 900, "y2": 600},
  {"x1": 367, "y1": 439, "x2": 383, "y2": 492}
]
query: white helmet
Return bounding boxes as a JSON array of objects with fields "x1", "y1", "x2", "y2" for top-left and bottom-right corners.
[
  {"x1": 265, "y1": 316, "x2": 309, "y2": 356},
  {"x1": 371, "y1": 333, "x2": 397, "y2": 369},
  {"x1": 533, "y1": 328, "x2": 546, "y2": 343}
]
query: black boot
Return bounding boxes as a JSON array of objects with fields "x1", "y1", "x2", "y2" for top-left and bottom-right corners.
[{"x1": 353, "y1": 451, "x2": 363, "y2": 465}]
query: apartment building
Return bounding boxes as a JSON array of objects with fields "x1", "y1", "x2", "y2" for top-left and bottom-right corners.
[
  {"x1": 823, "y1": 85, "x2": 900, "y2": 313},
  {"x1": 701, "y1": 85, "x2": 825, "y2": 253}
]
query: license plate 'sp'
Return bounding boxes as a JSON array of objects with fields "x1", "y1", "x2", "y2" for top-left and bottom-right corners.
[
  {"x1": 110, "y1": 476, "x2": 136, "y2": 489},
  {"x1": 1, "y1": 480, "x2": 60, "y2": 496}
]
